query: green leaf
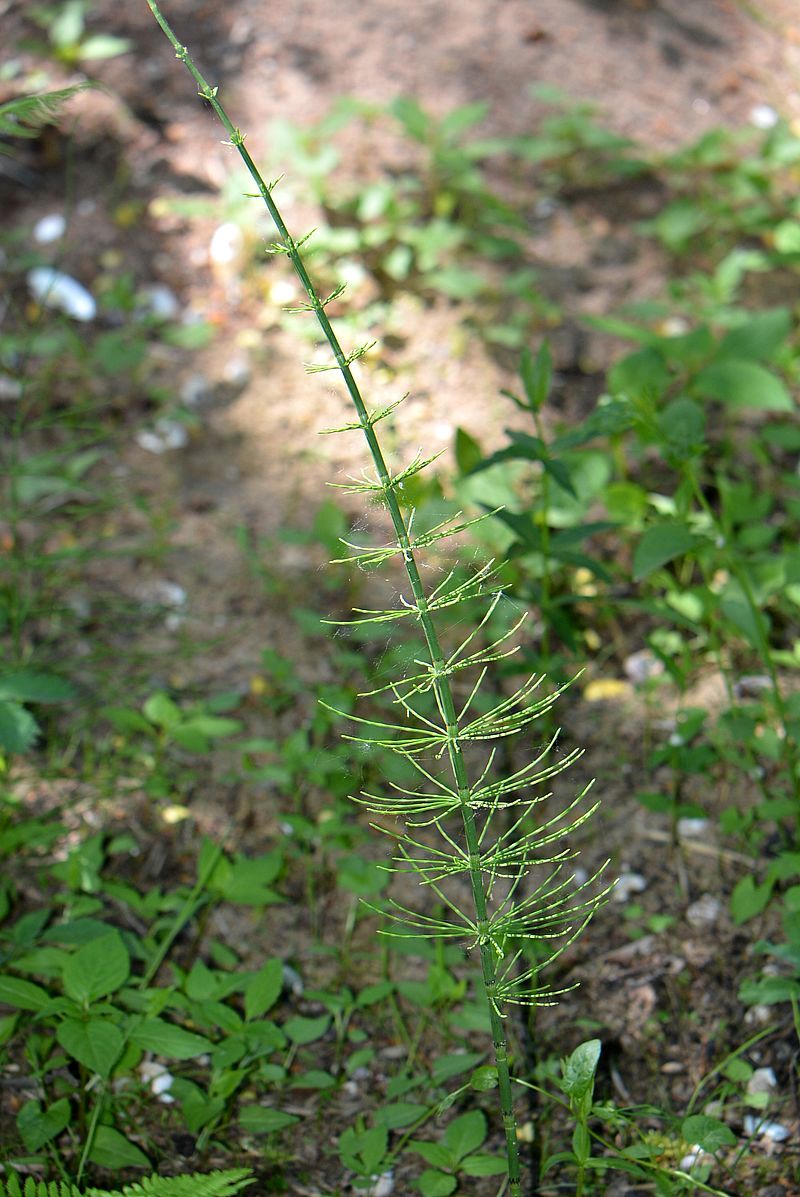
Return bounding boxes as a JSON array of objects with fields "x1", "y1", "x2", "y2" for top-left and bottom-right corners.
[
  {"x1": 520, "y1": 342, "x2": 552, "y2": 412},
  {"x1": 0, "y1": 670, "x2": 74, "y2": 703},
  {"x1": 57, "y1": 1018, "x2": 124, "y2": 1077},
  {"x1": 773, "y1": 220, "x2": 800, "y2": 254},
  {"x1": 632, "y1": 523, "x2": 696, "y2": 581},
  {"x1": 89, "y1": 1125, "x2": 150, "y2": 1168},
  {"x1": 739, "y1": 974, "x2": 800, "y2": 1005},
  {"x1": 17, "y1": 1098, "x2": 70, "y2": 1151},
  {"x1": 454, "y1": 427, "x2": 483, "y2": 475},
  {"x1": 681, "y1": 1114, "x2": 736, "y2": 1153},
  {"x1": 62, "y1": 931, "x2": 129, "y2": 1005},
  {"x1": 238, "y1": 1106, "x2": 299, "y2": 1134},
  {"x1": 0, "y1": 975, "x2": 51, "y2": 1011},
  {"x1": 0, "y1": 700, "x2": 39, "y2": 753},
  {"x1": 461, "y1": 1153, "x2": 508, "y2": 1176},
  {"x1": 717, "y1": 309, "x2": 791, "y2": 362},
  {"x1": 373, "y1": 1102, "x2": 428, "y2": 1129},
  {"x1": 609, "y1": 347, "x2": 669, "y2": 398},
  {"x1": 561, "y1": 1038, "x2": 601, "y2": 1102},
  {"x1": 0, "y1": 84, "x2": 92, "y2": 141},
  {"x1": 283, "y1": 1014, "x2": 330, "y2": 1045},
  {"x1": 730, "y1": 875, "x2": 774, "y2": 924},
  {"x1": 470, "y1": 1065, "x2": 498, "y2": 1091},
  {"x1": 245, "y1": 959, "x2": 283, "y2": 1020},
  {"x1": 142, "y1": 692, "x2": 182, "y2": 729},
  {"x1": 443, "y1": 1109, "x2": 487, "y2": 1161},
  {"x1": 418, "y1": 1170, "x2": 457, "y2": 1197},
  {"x1": 693, "y1": 360, "x2": 793, "y2": 411},
  {"x1": 77, "y1": 33, "x2": 132, "y2": 60},
  {"x1": 339, "y1": 1124, "x2": 389, "y2": 1174},
  {"x1": 131, "y1": 1018, "x2": 213, "y2": 1059}
]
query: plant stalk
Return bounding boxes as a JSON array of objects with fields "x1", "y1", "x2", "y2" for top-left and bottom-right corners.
[{"x1": 144, "y1": 3, "x2": 524, "y2": 1188}]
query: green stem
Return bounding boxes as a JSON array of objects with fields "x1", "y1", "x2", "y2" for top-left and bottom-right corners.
[{"x1": 144, "y1": 4, "x2": 523, "y2": 1189}]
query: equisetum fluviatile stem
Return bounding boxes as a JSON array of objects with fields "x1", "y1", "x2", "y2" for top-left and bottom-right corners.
[{"x1": 146, "y1": 5, "x2": 608, "y2": 1191}]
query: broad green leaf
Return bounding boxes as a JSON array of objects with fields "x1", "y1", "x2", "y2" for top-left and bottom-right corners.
[
  {"x1": 131, "y1": 1018, "x2": 213, "y2": 1059},
  {"x1": 632, "y1": 523, "x2": 696, "y2": 581},
  {"x1": 62, "y1": 931, "x2": 129, "y2": 1005},
  {"x1": 470, "y1": 1065, "x2": 499, "y2": 1091},
  {"x1": 739, "y1": 975, "x2": 800, "y2": 1005},
  {"x1": 238, "y1": 1106, "x2": 298, "y2": 1134},
  {"x1": 681, "y1": 1114, "x2": 736, "y2": 1153},
  {"x1": 283, "y1": 1014, "x2": 330, "y2": 1045},
  {"x1": 444, "y1": 1109, "x2": 487, "y2": 1161},
  {"x1": 418, "y1": 1170, "x2": 457, "y2": 1197},
  {"x1": 77, "y1": 34, "x2": 132, "y2": 60},
  {"x1": 339, "y1": 1124, "x2": 389, "y2": 1174},
  {"x1": 609, "y1": 347, "x2": 669, "y2": 398},
  {"x1": 373, "y1": 1102, "x2": 428, "y2": 1129},
  {"x1": 142, "y1": 691, "x2": 181, "y2": 729},
  {"x1": 245, "y1": 959, "x2": 283, "y2": 1020},
  {"x1": 693, "y1": 360, "x2": 793, "y2": 411},
  {"x1": 0, "y1": 975, "x2": 51, "y2": 1011},
  {"x1": 730, "y1": 875, "x2": 774, "y2": 925},
  {"x1": 57, "y1": 1018, "x2": 124, "y2": 1077},
  {"x1": 454, "y1": 427, "x2": 483, "y2": 475},
  {"x1": 0, "y1": 670, "x2": 73, "y2": 703},
  {"x1": 431, "y1": 1051, "x2": 483, "y2": 1084},
  {"x1": 773, "y1": 220, "x2": 800, "y2": 254},
  {"x1": 717, "y1": 308, "x2": 791, "y2": 362},
  {"x1": 561, "y1": 1038, "x2": 601, "y2": 1102},
  {"x1": 17, "y1": 1098, "x2": 70, "y2": 1151},
  {"x1": 460, "y1": 1153, "x2": 508, "y2": 1176},
  {"x1": 89, "y1": 1125, "x2": 150, "y2": 1168},
  {"x1": 0, "y1": 700, "x2": 39, "y2": 753}
]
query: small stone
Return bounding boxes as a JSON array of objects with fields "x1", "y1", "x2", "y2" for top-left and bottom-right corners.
[
  {"x1": 282, "y1": 964, "x2": 304, "y2": 996},
  {"x1": 222, "y1": 353, "x2": 251, "y2": 387},
  {"x1": 624, "y1": 649, "x2": 664, "y2": 684},
  {"x1": 367, "y1": 1172, "x2": 394, "y2": 1197},
  {"x1": 679, "y1": 1146, "x2": 713, "y2": 1171},
  {"x1": 33, "y1": 212, "x2": 66, "y2": 243},
  {"x1": 181, "y1": 374, "x2": 214, "y2": 407},
  {"x1": 750, "y1": 104, "x2": 779, "y2": 129},
  {"x1": 209, "y1": 221, "x2": 246, "y2": 268},
  {"x1": 0, "y1": 376, "x2": 22, "y2": 401},
  {"x1": 613, "y1": 872, "x2": 647, "y2": 902},
  {"x1": 27, "y1": 267, "x2": 96, "y2": 321},
  {"x1": 135, "y1": 419, "x2": 189, "y2": 454},
  {"x1": 677, "y1": 817, "x2": 709, "y2": 839},
  {"x1": 686, "y1": 894, "x2": 721, "y2": 929},
  {"x1": 747, "y1": 1068, "x2": 777, "y2": 1097},
  {"x1": 734, "y1": 675, "x2": 772, "y2": 699},
  {"x1": 743, "y1": 1115, "x2": 790, "y2": 1142},
  {"x1": 137, "y1": 283, "x2": 180, "y2": 321}
]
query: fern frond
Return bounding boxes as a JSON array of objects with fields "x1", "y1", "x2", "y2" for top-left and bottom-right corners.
[
  {"x1": 0, "y1": 1172, "x2": 253, "y2": 1197},
  {"x1": 0, "y1": 84, "x2": 92, "y2": 145}
]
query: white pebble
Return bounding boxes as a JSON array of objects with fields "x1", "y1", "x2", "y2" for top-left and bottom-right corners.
[
  {"x1": 137, "y1": 283, "x2": 180, "y2": 321},
  {"x1": 677, "y1": 818, "x2": 709, "y2": 839},
  {"x1": 746, "y1": 1067, "x2": 777, "y2": 1097},
  {"x1": 624, "y1": 650, "x2": 664, "y2": 684},
  {"x1": 743, "y1": 1115, "x2": 789, "y2": 1142},
  {"x1": 368, "y1": 1172, "x2": 394, "y2": 1197},
  {"x1": 750, "y1": 104, "x2": 779, "y2": 130},
  {"x1": 33, "y1": 213, "x2": 66, "y2": 243},
  {"x1": 686, "y1": 894, "x2": 721, "y2": 929},
  {"x1": 135, "y1": 418, "x2": 189, "y2": 454},
  {"x1": 269, "y1": 278, "x2": 298, "y2": 305},
  {"x1": 209, "y1": 221, "x2": 245, "y2": 267},
  {"x1": 27, "y1": 267, "x2": 96, "y2": 321},
  {"x1": 679, "y1": 1146, "x2": 712, "y2": 1171},
  {"x1": 0, "y1": 376, "x2": 22, "y2": 401},
  {"x1": 613, "y1": 872, "x2": 647, "y2": 902}
]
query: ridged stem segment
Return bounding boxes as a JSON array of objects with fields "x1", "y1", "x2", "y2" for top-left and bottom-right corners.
[{"x1": 145, "y1": 4, "x2": 522, "y2": 1189}]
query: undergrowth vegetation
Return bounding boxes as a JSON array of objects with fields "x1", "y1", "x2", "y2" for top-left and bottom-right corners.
[{"x1": 1, "y1": 2, "x2": 800, "y2": 1193}]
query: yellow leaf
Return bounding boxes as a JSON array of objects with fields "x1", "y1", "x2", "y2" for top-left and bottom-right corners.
[{"x1": 583, "y1": 678, "x2": 630, "y2": 702}]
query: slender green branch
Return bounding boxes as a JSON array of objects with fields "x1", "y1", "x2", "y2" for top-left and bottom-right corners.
[{"x1": 145, "y1": 7, "x2": 605, "y2": 1191}]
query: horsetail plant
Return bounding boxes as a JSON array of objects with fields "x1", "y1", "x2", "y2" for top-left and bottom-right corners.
[{"x1": 145, "y1": 4, "x2": 610, "y2": 1190}]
